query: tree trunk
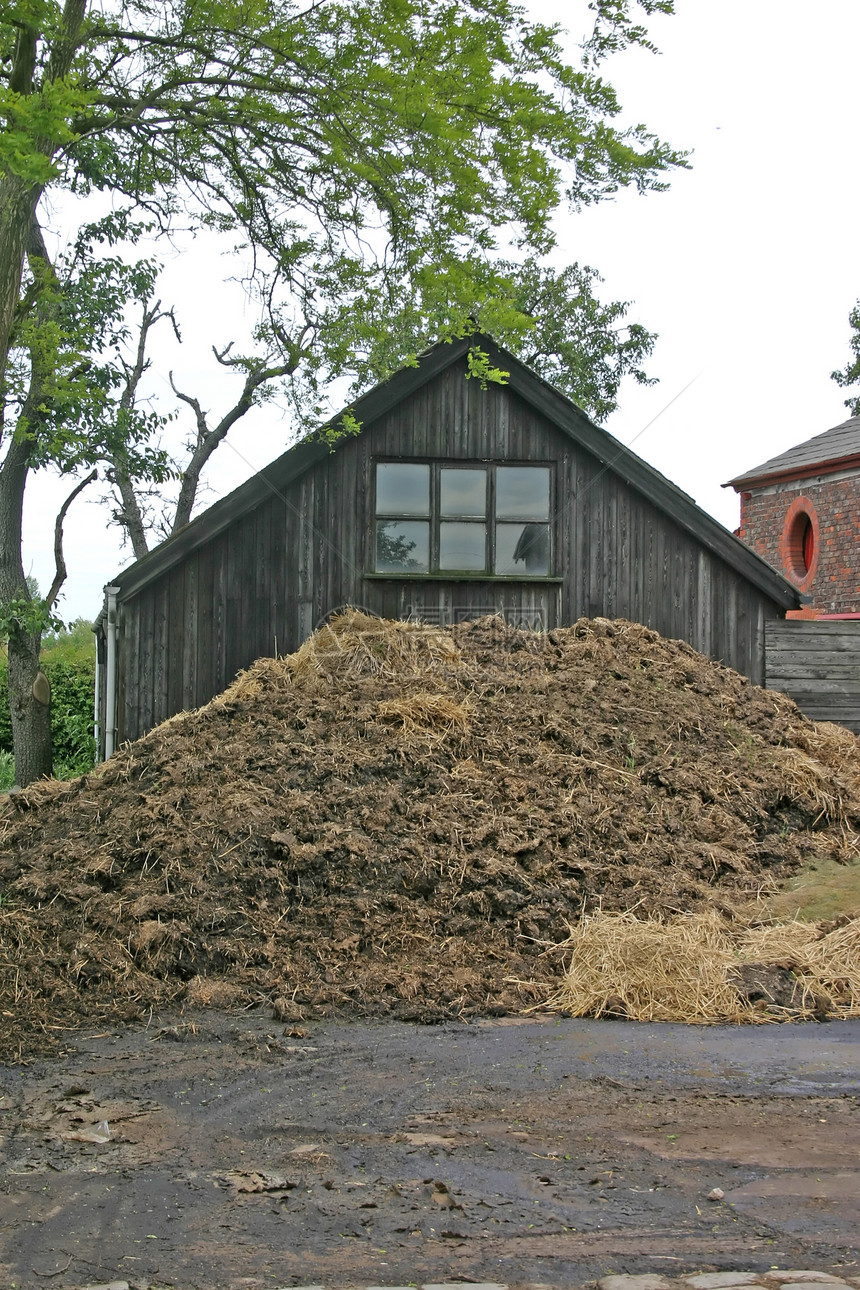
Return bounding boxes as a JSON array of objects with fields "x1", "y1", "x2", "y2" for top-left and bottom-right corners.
[
  {"x1": 0, "y1": 0, "x2": 94, "y2": 787},
  {"x1": 0, "y1": 176, "x2": 40, "y2": 398},
  {"x1": 0, "y1": 438, "x2": 52, "y2": 786},
  {"x1": 111, "y1": 454, "x2": 151, "y2": 560},
  {"x1": 6, "y1": 628, "x2": 51, "y2": 788},
  {"x1": 0, "y1": 190, "x2": 52, "y2": 785}
]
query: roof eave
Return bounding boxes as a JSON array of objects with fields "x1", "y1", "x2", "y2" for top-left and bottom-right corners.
[{"x1": 726, "y1": 452, "x2": 860, "y2": 491}]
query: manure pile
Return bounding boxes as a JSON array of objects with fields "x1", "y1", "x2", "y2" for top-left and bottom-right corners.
[{"x1": 2, "y1": 611, "x2": 860, "y2": 1058}]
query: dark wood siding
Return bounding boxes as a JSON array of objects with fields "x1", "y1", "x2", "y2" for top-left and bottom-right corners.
[
  {"x1": 116, "y1": 493, "x2": 290, "y2": 743},
  {"x1": 766, "y1": 620, "x2": 860, "y2": 733},
  {"x1": 113, "y1": 356, "x2": 786, "y2": 744}
]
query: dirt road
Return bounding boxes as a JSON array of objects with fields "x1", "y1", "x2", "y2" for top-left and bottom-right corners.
[{"x1": 1, "y1": 1014, "x2": 858, "y2": 1289}]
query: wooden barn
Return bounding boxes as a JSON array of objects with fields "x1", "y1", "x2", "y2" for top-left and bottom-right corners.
[{"x1": 94, "y1": 335, "x2": 799, "y2": 757}]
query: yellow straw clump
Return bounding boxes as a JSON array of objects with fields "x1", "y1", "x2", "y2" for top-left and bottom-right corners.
[{"x1": 551, "y1": 910, "x2": 860, "y2": 1023}]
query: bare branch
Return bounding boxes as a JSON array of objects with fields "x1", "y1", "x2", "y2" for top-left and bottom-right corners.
[
  {"x1": 213, "y1": 342, "x2": 238, "y2": 366},
  {"x1": 171, "y1": 356, "x2": 293, "y2": 531},
  {"x1": 105, "y1": 467, "x2": 151, "y2": 561},
  {"x1": 169, "y1": 371, "x2": 210, "y2": 449},
  {"x1": 46, "y1": 469, "x2": 98, "y2": 609},
  {"x1": 107, "y1": 302, "x2": 182, "y2": 560},
  {"x1": 118, "y1": 300, "x2": 176, "y2": 413}
]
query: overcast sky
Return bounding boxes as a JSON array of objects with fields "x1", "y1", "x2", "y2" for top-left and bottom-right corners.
[{"x1": 21, "y1": 0, "x2": 860, "y2": 624}]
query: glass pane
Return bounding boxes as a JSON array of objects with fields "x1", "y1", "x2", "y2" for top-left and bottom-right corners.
[
  {"x1": 376, "y1": 519, "x2": 430, "y2": 572},
  {"x1": 440, "y1": 468, "x2": 487, "y2": 517},
  {"x1": 376, "y1": 463, "x2": 430, "y2": 516},
  {"x1": 496, "y1": 466, "x2": 550, "y2": 519},
  {"x1": 495, "y1": 522, "x2": 550, "y2": 575},
  {"x1": 439, "y1": 522, "x2": 487, "y2": 571}
]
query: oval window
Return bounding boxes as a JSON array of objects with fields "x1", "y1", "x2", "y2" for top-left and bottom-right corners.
[
  {"x1": 782, "y1": 501, "x2": 817, "y2": 584},
  {"x1": 801, "y1": 515, "x2": 814, "y2": 573}
]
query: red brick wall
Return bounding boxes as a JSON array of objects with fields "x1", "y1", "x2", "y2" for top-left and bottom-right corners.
[{"x1": 737, "y1": 473, "x2": 860, "y2": 612}]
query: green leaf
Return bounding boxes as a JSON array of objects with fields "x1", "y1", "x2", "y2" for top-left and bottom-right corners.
[
  {"x1": 465, "y1": 346, "x2": 510, "y2": 389},
  {"x1": 832, "y1": 299, "x2": 860, "y2": 417}
]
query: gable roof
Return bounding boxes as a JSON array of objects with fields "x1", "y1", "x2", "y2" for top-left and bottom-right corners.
[
  {"x1": 726, "y1": 414, "x2": 860, "y2": 490},
  {"x1": 104, "y1": 334, "x2": 799, "y2": 611}
]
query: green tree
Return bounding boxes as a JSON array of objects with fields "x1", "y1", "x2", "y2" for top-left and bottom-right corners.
[
  {"x1": 1, "y1": 0, "x2": 685, "y2": 785},
  {"x1": 832, "y1": 300, "x2": 860, "y2": 416},
  {"x1": 40, "y1": 619, "x2": 96, "y2": 774},
  {"x1": 478, "y1": 258, "x2": 658, "y2": 424},
  {"x1": 1, "y1": 202, "x2": 173, "y2": 785}
]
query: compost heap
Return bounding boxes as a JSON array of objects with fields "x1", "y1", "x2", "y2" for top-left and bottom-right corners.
[{"x1": 2, "y1": 612, "x2": 859, "y2": 1058}]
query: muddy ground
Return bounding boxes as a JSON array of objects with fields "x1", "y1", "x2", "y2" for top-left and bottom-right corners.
[{"x1": 1, "y1": 1013, "x2": 858, "y2": 1290}]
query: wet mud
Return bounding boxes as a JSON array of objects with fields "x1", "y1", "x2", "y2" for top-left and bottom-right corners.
[{"x1": 1, "y1": 1013, "x2": 858, "y2": 1289}]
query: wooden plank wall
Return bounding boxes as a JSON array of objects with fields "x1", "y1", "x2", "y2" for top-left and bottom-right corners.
[
  {"x1": 765, "y1": 620, "x2": 860, "y2": 733},
  {"x1": 351, "y1": 365, "x2": 780, "y2": 684},
  {"x1": 114, "y1": 356, "x2": 787, "y2": 744},
  {"x1": 115, "y1": 495, "x2": 293, "y2": 744}
]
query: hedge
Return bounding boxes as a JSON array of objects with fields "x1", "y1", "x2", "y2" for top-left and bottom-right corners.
[{"x1": 0, "y1": 622, "x2": 96, "y2": 778}]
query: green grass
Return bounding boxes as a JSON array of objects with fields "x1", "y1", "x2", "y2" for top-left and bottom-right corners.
[{"x1": 765, "y1": 854, "x2": 860, "y2": 922}]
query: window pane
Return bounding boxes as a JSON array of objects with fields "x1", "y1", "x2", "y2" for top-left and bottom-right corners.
[
  {"x1": 376, "y1": 463, "x2": 430, "y2": 516},
  {"x1": 439, "y1": 522, "x2": 487, "y2": 571},
  {"x1": 496, "y1": 466, "x2": 550, "y2": 519},
  {"x1": 495, "y1": 522, "x2": 550, "y2": 575},
  {"x1": 376, "y1": 520, "x2": 429, "y2": 572},
  {"x1": 440, "y1": 468, "x2": 487, "y2": 517}
]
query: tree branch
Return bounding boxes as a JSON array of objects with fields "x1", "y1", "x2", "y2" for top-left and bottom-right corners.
[
  {"x1": 109, "y1": 301, "x2": 180, "y2": 561},
  {"x1": 9, "y1": 23, "x2": 37, "y2": 96},
  {"x1": 168, "y1": 370, "x2": 209, "y2": 450},
  {"x1": 119, "y1": 299, "x2": 178, "y2": 414},
  {"x1": 11, "y1": 216, "x2": 63, "y2": 448},
  {"x1": 26, "y1": 217, "x2": 61, "y2": 289},
  {"x1": 170, "y1": 356, "x2": 292, "y2": 532},
  {"x1": 46, "y1": 0, "x2": 88, "y2": 85},
  {"x1": 46, "y1": 468, "x2": 98, "y2": 609}
]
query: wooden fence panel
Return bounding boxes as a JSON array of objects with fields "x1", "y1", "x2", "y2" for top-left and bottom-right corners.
[{"x1": 765, "y1": 620, "x2": 860, "y2": 733}]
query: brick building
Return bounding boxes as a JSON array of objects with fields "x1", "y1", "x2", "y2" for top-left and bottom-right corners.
[{"x1": 726, "y1": 414, "x2": 860, "y2": 616}]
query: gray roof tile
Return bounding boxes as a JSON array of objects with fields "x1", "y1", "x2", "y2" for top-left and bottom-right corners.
[{"x1": 728, "y1": 415, "x2": 860, "y2": 487}]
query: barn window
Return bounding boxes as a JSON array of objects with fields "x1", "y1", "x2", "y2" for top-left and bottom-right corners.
[
  {"x1": 375, "y1": 464, "x2": 431, "y2": 572},
  {"x1": 374, "y1": 462, "x2": 551, "y2": 576},
  {"x1": 495, "y1": 466, "x2": 550, "y2": 574}
]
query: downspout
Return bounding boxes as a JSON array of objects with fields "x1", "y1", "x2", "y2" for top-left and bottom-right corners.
[
  {"x1": 93, "y1": 630, "x2": 101, "y2": 760},
  {"x1": 104, "y1": 585, "x2": 121, "y2": 760}
]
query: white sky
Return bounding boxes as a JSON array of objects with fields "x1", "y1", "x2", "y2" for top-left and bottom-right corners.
[{"x1": 20, "y1": 0, "x2": 860, "y2": 623}]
